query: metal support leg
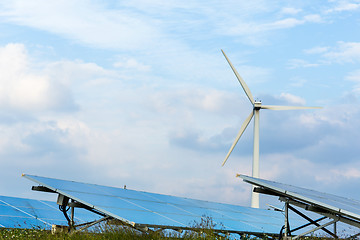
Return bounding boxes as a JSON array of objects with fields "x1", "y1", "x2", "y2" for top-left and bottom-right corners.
[
  {"x1": 70, "y1": 199, "x2": 75, "y2": 228},
  {"x1": 284, "y1": 201, "x2": 289, "y2": 238},
  {"x1": 70, "y1": 205, "x2": 75, "y2": 228}
]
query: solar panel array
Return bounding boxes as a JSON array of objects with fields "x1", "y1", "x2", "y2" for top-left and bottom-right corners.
[
  {"x1": 23, "y1": 174, "x2": 286, "y2": 235},
  {"x1": 0, "y1": 195, "x2": 65, "y2": 229},
  {"x1": 0, "y1": 195, "x2": 99, "y2": 229},
  {"x1": 239, "y1": 175, "x2": 360, "y2": 223},
  {"x1": 0, "y1": 195, "x2": 59, "y2": 229}
]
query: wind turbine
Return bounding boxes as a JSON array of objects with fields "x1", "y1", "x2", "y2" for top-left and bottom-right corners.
[{"x1": 220, "y1": 50, "x2": 321, "y2": 208}]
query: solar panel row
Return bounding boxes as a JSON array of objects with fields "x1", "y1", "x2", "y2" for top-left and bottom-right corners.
[
  {"x1": 9, "y1": 173, "x2": 356, "y2": 237},
  {"x1": 22, "y1": 174, "x2": 286, "y2": 235},
  {"x1": 0, "y1": 195, "x2": 98, "y2": 229},
  {"x1": 239, "y1": 174, "x2": 360, "y2": 223},
  {"x1": 238, "y1": 174, "x2": 360, "y2": 238},
  {"x1": 0, "y1": 195, "x2": 66, "y2": 229}
]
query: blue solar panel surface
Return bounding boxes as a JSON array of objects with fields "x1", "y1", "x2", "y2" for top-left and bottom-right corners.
[
  {"x1": 0, "y1": 195, "x2": 97, "y2": 229},
  {"x1": 23, "y1": 174, "x2": 285, "y2": 234},
  {"x1": 240, "y1": 175, "x2": 360, "y2": 222}
]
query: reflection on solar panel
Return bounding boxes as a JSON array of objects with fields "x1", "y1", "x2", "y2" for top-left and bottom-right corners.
[
  {"x1": 23, "y1": 174, "x2": 285, "y2": 237},
  {"x1": 239, "y1": 174, "x2": 360, "y2": 238},
  {"x1": 0, "y1": 195, "x2": 98, "y2": 229}
]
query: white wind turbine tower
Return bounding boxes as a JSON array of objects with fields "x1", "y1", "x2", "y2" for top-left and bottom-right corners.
[{"x1": 221, "y1": 50, "x2": 321, "y2": 208}]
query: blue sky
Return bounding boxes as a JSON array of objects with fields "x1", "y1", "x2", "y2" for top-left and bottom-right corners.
[{"x1": 0, "y1": 0, "x2": 360, "y2": 208}]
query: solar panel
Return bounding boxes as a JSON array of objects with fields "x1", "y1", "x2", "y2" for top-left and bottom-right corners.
[
  {"x1": 0, "y1": 195, "x2": 98, "y2": 229},
  {"x1": 239, "y1": 175, "x2": 360, "y2": 222},
  {"x1": 22, "y1": 174, "x2": 286, "y2": 236},
  {"x1": 238, "y1": 174, "x2": 360, "y2": 238}
]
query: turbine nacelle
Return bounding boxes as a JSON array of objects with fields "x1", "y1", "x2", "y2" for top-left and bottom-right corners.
[{"x1": 253, "y1": 101, "x2": 262, "y2": 110}]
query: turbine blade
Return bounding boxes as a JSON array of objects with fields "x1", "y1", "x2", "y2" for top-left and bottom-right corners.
[
  {"x1": 261, "y1": 105, "x2": 322, "y2": 110},
  {"x1": 221, "y1": 50, "x2": 255, "y2": 104},
  {"x1": 222, "y1": 111, "x2": 254, "y2": 166}
]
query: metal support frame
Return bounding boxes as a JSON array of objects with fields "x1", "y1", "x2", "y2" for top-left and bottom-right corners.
[
  {"x1": 32, "y1": 186, "x2": 56, "y2": 193},
  {"x1": 241, "y1": 176, "x2": 360, "y2": 239},
  {"x1": 71, "y1": 216, "x2": 111, "y2": 234},
  {"x1": 346, "y1": 231, "x2": 360, "y2": 239},
  {"x1": 278, "y1": 197, "x2": 340, "y2": 238},
  {"x1": 287, "y1": 204, "x2": 337, "y2": 238},
  {"x1": 293, "y1": 218, "x2": 339, "y2": 239},
  {"x1": 281, "y1": 197, "x2": 360, "y2": 229},
  {"x1": 253, "y1": 186, "x2": 360, "y2": 238},
  {"x1": 291, "y1": 216, "x2": 327, "y2": 232}
]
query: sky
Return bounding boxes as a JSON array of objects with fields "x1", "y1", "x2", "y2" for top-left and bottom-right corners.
[{"x1": 0, "y1": 0, "x2": 360, "y2": 209}]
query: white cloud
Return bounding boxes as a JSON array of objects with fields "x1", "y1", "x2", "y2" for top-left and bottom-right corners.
[
  {"x1": 0, "y1": 43, "x2": 76, "y2": 113},
  {"x1": 303, "y1": 14, "x2": 323, "y2": 23},
  {"x1": 325, "y1": 1, "x2": 360, "y2": 13},
  {"x1": 345, "y1": 69, "x2": 360, "y2": 95},
  {"x1": 298, "y1": 114, "x2": 323, "y2": 128},
  {"x1": 323, "y1": 42, "x2": 360, "y2": 63},
  {"x1": 264, "y1": 17, "x2": 304, "y2": 29},
  {"x1": 289, "y1": 77, "x2": 308, "y2": 88},
  {"x1": 228, "y1": 18, "x2": 301, "y2": 36},
  {"x1": 346, "y1": 69, "x2": 360, "y2": 82},
  {"x1": 313, "y1": 161, "x2": 360, "y2": 184},
  {"x1": 278, "y1": 93, "x2": 306, "y2": 105},
  {"x1": 0, "y1": 0, "x2": 328, "y2": 50},
  {"x1": 0, "y1": 1, "x2": 161, "y2": 50},
  {"x1": 44, "y1": 59, "x2": 117, "y2": 86},
  {"x1": 113, "y1": 58, "x2": 151, "y2": 72},
  {"x1": 288, "y1": 42, "x2": 360, "y2": 68},
  {"x1": 226, "y1": 13, "x2": 323, "y2": 45},
  {"x1": 304, "y1": 46, "x2": 329, "y2": 54},
  {"x1": 280, "y1": 7, "x2": 302, "y2": 15},
  {"x1": 332, "y1": 168, "x2": 360, "y2": 179},
  {"x1": 260, "y1": 154, "x2": 316, "y2": 181},
  {"x1": 260, "y1": 152, "x2": 360, "y2": 197},
  {"x1": 287, "y1": 59, "x2": 320, "y2": 69}
]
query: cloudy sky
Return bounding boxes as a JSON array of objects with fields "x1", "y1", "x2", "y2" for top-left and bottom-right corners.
[{"x1": 0, "y1": 0, "x2": 360, "y2": 208}]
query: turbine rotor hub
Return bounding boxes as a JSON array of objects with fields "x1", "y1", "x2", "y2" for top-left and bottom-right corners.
[{"x1": 253, "y1": 101, "x2": 262, "y2": 110}]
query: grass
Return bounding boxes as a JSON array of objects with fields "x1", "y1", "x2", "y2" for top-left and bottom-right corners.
[
  {"x1": 0, "y1": 216, "x2": 345, "y2": 239},
  {"x1": 0, "y1": 227, "x2": 233, "y2": 239},
  {"x1": 0, "y1": 216, "x2": 233, "y2": 239},
  {"x1": 0, "y1": 227, "x2": 345, "y2": 239}
]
